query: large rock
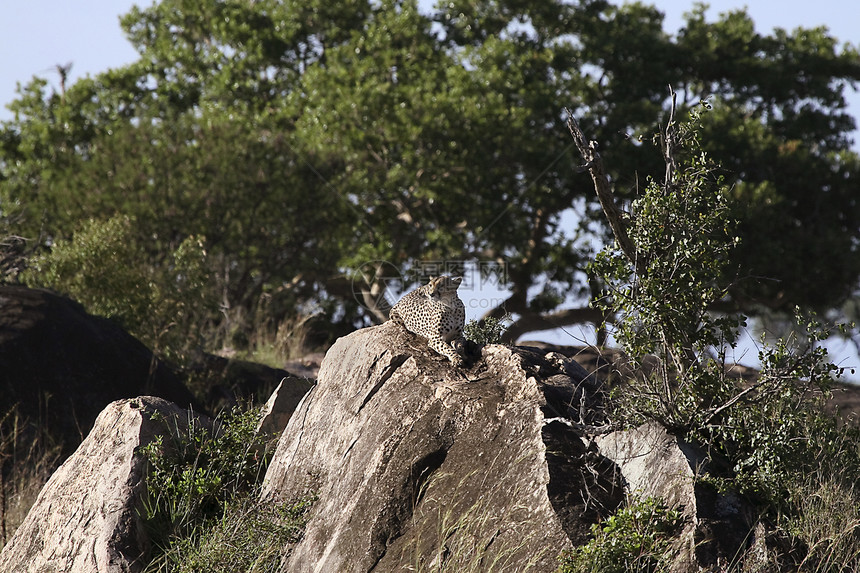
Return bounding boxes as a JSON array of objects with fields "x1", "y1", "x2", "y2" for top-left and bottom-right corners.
[
  {"x1": 0, "y1": 396, "x2": 201, "y2": 573},
  {"x1": 596, "y1": 422, "x2": 758, "y2": 569},
  {"x1": 256, "y1": 376, "x2": 316, "y2": 439},
  {"x1": 261, "y1": 321, "x2": 623, "y2": 573},
  {"x1": 0, "y1": 286, "x2": 197, "y2": 448}
]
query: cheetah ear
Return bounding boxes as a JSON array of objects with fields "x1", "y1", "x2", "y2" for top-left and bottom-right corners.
[{"x1": 425, "y1": 276, "x2": 437, "y2": 297}]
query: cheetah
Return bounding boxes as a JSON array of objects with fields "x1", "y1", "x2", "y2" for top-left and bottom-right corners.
[{"x1": 389, "y1": 275, "x2": 466, "y2": 366}]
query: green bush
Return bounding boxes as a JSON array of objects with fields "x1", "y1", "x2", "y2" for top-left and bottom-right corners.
[
  {"x1": 24, "y1": 215, "x2": 214, "y2": 360},
  {"x1": 464, "y1": 314, "x2": 510, "y2": 345},
  {"x1": 140, "y1": 407, "x2": 267, "y2": 543},
  {"x1": 559, "y1": 496, "x2": 684, "y2": 573},
  {"x1": 587, "y1": 104, "x2": 745, "y2": 434},
  {"x1": 576, "y1": 100, "x2": 860, "y2": 569},
  {"x1": 139, "y1": 406, "x2": 312, "y2": 572}
]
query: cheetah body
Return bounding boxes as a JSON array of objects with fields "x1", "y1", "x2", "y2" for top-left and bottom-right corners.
[{"x1": 389, "y1": 276, "x2": 466, "y2": 366}]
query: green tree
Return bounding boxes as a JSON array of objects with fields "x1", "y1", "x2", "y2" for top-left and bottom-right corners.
[
  {"x1": 2, "y1": 0, "x2": 356, "y2": 349},
  {"x1": 1, "y1": 0, "x2": 858, "y2": 352},
  {"x1": 674, "y1": 7, "x2": 860, "y2": 312},
  {"x1": 571, "y1": 96, "x2": 860, "y2": 569}
]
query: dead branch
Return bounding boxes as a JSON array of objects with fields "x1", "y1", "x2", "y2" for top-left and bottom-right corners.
[
  {"x1": 565, "y1": 109, "x2": 642, "y2": 276},
  {"x1": 663, "y1": 86, "x2": 678, "y2": 186}
]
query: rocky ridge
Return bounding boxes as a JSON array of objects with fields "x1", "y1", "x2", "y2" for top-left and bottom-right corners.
[{"x1": 2, "y1": 311, "x2": 848, "y2": 570}]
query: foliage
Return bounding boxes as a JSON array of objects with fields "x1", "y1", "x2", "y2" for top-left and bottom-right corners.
[
  {"x1": 140, "y1": 406, "x2": 315, "y2": 571},
  {"x1": 463, "y1": 314, "x2": 510, "y2": 345},
  {"x1": 585, "y1": 101, "x2": 848, "y2": 465},
  {"x1": 692, "y1": 316, "x2": 856, "y2": 504},
  {"x1": 0, "y1": 202, "x2": 30, "y2": 284},
  {"x1": 1, "y1": 0, "x2": 859, "y2": 349},
  {"x1": 23, "y1": 215, "x2": 213, "y2": 360},
  {"x1": 580, "y1": 101, "x2": 860, "y2": 568},
  {"x1": 589, "y1": 104, "x2": 748, "y2": 433},
  {"x1": 558, "y1": 496, "x2": 684, "y2": 573},
  {"x1": 707, "y1": 406, "x2": 860, "y2": 571},
  {"x1": 140, "y1": 407, "x2": 271, "y2": 552},
  {"x1": 144, "y1": 496, "x2": 312, "y2": 573}
]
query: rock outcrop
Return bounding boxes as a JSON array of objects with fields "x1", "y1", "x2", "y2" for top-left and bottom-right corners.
[
  {"x1": 187, "y1": 351, "x2": 314, "y2": 412},
  {"x1": 261, "y1": 321, "x2": 623, "y2": 573},
  {"x1": 597, "y1": 422, "x2": 757, "y2": 569},
  {"x1": 0, "y1": 396, "x2": 201, "y2": 573},
  {"x1": 0, "y1": 286, "x2": 197, "y2": 449},
  {"x1": 257, "y1": 376, "x2": 316, "y2": 439},
  {"x1": 0, "y1": 313, "x2": 778, "y2": 571}
]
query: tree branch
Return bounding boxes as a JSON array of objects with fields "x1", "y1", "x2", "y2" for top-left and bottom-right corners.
[
  {"x1": 663, "y1": 86, "x2": 679, "y2": 187},
  {"x1": 501, "y1": 306, "x2": 608, "y2": 343},
  {"x1": 565, "y1": 110, "x2": 642, "y2": 276}
]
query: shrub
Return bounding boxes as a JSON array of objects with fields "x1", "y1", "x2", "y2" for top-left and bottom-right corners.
[
  {"x1": 464, "y1": 314, "x2": 510, "y2": 345},
  {"x1": 140, "y1": 407, "x2": 265, "y2": 543},
  {"x1": 24, "y1": 215, "x2": 214, "y2": 360},
  {"x1": 559, "y1": 496, "x2": 684, "y2": 573},
  {"x1": 139, "y1": 406, "x2": 312, "y2": 572},
  {"x1": 569, "y1": 95, "x2": 859, "y2": 568}
]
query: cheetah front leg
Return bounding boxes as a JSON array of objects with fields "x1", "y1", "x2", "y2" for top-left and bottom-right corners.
[{"x1": 428, "y1": 334, "x2": 463, "y2": 366}]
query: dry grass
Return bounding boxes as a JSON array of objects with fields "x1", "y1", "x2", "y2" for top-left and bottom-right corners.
[
  {"x1": 785, "y1": 467, "x2": 860, "y2": 571},
  {"x1": 0, "y1": 408, "x2": 64, "y2": 548}
]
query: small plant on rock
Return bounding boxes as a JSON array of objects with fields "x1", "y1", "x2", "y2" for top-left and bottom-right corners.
[
  {"x1": 140, "y1": 406, "x2": 312, "y2": 572},
  {"x1": 140, "y1": 407, "x2": 264, "y2": 539},
  {"x1": 558, "y1": 496, "x2": 684, "y2": 573},
  {"x1": 464, "y1": 314, "x2": 511, "y2": 345}
]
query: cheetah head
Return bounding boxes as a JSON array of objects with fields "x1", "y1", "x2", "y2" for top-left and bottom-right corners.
[{"x1": 428, "y1": 275, "x2": 462, "y2": 295}]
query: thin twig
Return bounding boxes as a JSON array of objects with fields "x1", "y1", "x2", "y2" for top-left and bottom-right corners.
[{"x1": 664, "y1": 85, "x2": 678, "y2": 186}]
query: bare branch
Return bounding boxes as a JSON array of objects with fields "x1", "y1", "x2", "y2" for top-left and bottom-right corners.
[
  {"x1": 663, "y1": 85, "x2": 678, "y2": 186},
  {"x1": 565, "y1": 110, "x2": 642, "y2": 276},
  {"x1": 500, "y1": 306, "x2": 608, "y2": 343},
  {"x1": 543, "y1": 416, "x2": 620, "y2": 436}
]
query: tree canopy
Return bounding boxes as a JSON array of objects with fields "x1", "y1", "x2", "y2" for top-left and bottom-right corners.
[{"x1": 1, "y1": 0, "x2": 859, "y2": 355}]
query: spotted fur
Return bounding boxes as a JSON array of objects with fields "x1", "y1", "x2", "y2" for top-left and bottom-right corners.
[{"x1": 389, "y1": 275, "x2": 466, "y2": 366}]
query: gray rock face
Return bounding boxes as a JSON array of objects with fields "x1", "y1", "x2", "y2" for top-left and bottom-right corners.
[
  {"x1": 597, "y1": 422, "x2": 699, "y2": 510},
  {"x1": 596, "y1": 422, "x2": 754, "y2": 569},
  {"x1": 0, "y1": 396, "x2": 200, "y2": 573},
  {"x1": 261, "y1": 321, "x2": 622, "y2": 573},
  {"x1": 256, "y1": 376, "x2": 315, "y2": 439}
]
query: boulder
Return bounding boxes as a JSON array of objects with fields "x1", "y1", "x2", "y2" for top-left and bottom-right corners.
[
  {"x1": 283, "y1": 352, "x2": 325, "y2": 379},
  {"x1": 0, "y1": 396, "x2": 201, "y2": 573},
  {"x1": 0, "y1": 286, "x2": 197, "y2": 449},
  {"x1": 256, "y1": 376, "x2": 316, "y2": 439},
  {"x1": 261, "y1": 321, "x2": 623, "y2": 573},
  {"x1": 187, "y1": 351, "x2": 313, "y2": 412},
  {"x1": 596, "y1": 422, "x2": 757, "y2": 569}
]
